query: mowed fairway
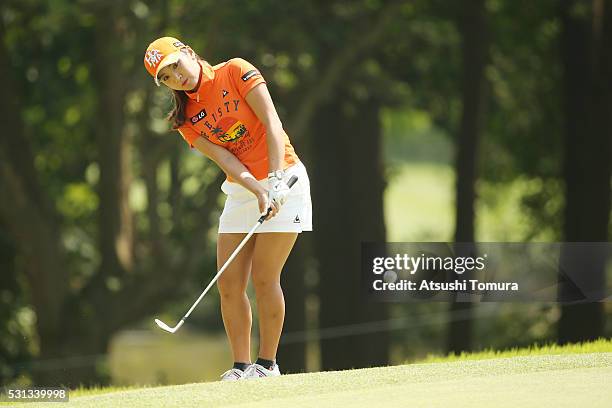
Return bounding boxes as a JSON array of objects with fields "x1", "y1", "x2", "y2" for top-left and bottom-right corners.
[{"x1": 26, "y1": 351, "x2": 611, "y2": 408}]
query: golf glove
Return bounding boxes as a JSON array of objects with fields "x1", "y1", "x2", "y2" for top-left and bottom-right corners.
[{"x1": 268, "y1": 173, "x2": 290, "y2": 208}]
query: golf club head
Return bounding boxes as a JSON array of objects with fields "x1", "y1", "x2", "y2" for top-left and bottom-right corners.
[{"x1": 155, "y1": 318, "x2": 184, "y2": 333}]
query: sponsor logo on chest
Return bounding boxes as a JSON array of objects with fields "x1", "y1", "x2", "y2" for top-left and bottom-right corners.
[
  {"x1": 190, "y1": 99, "x2": 242, "y2": 139},
  {"x1": 190, "y1": 109, "x2": 207, "y2": 124}
]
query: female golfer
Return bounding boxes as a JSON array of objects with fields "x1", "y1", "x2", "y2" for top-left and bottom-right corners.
[{"x1": 144, "y1": 37, "x2": 312, "y2": 380}]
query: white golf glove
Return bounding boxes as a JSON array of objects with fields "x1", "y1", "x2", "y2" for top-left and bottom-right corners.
[{"x1": 268, "y1": 171, "x2": 290, "y2": 208}]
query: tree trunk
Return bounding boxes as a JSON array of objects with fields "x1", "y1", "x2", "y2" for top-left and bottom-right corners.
[
  {"x1": 275, "y1": 114, "x2": 315, "y2": 373},
  {"x1": 0, "y1": 17, "x2": 76, "y2": 386},
  {"x1": 92, "y1": 1, "x2": 133, "y2": 280},
  {"x1": 277, "y1": 236, "x2": 309, "y2": 373},
  {"x1": 447, "y1": 0, "x2": 489, "y2": 354},
  {"x1": 313, "y1": 94, "x2": 389, "y2": 370},
  {"x1": 558, "y1": 0, "x2": 611, "y2": 343},
  {"x1": 346, "y1": 98, "x2": 389, "y2": 368}
]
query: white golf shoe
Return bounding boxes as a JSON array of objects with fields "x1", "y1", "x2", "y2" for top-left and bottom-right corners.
[
  {"x1": 220, "y1": 368, "x2": 245, "y2": 381},
  {"x1": 243, "y1": 363, "x2": 281, "y2": 379}
]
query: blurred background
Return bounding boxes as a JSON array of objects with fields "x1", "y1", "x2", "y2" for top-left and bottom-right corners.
[{"x1": 0, "y1": 0, "x2": 610, "y2": 388}]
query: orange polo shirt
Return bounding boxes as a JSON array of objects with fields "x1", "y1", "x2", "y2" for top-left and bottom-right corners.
[{"x1": 177, "y1": 58, "x2": 299, "y2": 181}]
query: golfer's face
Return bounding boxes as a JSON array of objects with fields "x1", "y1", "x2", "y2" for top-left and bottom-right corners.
[{"x1": 157, "y1": 53, "x2": 199, "y2": 91}]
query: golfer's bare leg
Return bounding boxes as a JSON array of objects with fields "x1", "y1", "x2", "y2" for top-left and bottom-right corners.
[
  {"x1": 251, "y1": 232, "x2": 298, "y2": 361},
  {"x1": 217, "y1": 233, "x2": 255, "y2": 364}
]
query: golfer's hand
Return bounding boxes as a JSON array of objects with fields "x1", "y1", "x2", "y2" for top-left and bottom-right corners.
[
  {"x1": 256, "y1": 190, "x2": 279, "y2": 220},
  {"x1": 268, "y1": 175, "x2": 290, "y2": 208}
]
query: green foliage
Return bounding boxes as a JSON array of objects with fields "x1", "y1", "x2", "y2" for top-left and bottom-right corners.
[
  {"x1": 484, "y1": 0, "x2": 563, "y2": 182},
  {"x1": 0, "y1": 228, "x2": 33, "y2": 383},
  {"x1": 382, "y1": 108, "x2": 453, "y2": 165}
]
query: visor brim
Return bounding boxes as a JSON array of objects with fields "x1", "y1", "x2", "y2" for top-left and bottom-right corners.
[{"x1": 154, "y1": 52, "x2": 181, "y2": 86}]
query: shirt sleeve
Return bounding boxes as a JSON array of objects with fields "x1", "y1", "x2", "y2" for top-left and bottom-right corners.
[
  {"x1": 177, "y1": 126, "x2": 199, "y2": 148},
  {"x1": 229, "y1": 58, "x2": 266, "y2": 99}
]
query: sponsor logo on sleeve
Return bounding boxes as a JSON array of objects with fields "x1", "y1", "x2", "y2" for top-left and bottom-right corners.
[{"x1": 241, "y1": 70, "x2": 259, "y2": 81}]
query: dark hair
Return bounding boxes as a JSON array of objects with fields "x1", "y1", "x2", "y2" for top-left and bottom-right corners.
[
  {"x1": 167, "y1": 90, "x2": 189, "y2": 129},
  {"x1": 166, "y1": 50, "x2": 206, "y2": 129}
]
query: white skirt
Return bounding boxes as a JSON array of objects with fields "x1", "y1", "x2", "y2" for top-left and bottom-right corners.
[{"x1": 218, "y1": 161, "x2": 313, "y2": 233}]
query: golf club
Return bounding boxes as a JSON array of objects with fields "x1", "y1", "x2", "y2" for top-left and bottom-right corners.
[{"x1": 155, "y1": 175, "x2": 299, "y2": 333}]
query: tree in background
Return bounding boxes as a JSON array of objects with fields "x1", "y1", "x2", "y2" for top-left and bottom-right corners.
[
  {"x1": 557, "y1": 0, "x2": 611, "y2": 343},
  {"x1": 0, "y1": 0, "x2": 224, "y2": 386},
  {"x1": 306, "y1": 1, "x2": 418, "y2": 369},
  {"x1": 447, "y1": 0, "x2": 489, "y2": 354},
  {"x1": 0, "y1": 225, "x2": 31, "y2": 383}
]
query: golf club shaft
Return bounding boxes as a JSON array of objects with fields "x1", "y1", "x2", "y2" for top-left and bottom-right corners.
[
  {"x1": 175, "y1": 175, "x2": 299, "y2": 324},
  {"x1": 179, "y1": 219, "x2": 261, "y2": 322}
]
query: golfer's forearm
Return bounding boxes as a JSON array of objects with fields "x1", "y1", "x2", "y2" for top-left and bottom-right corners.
[
  {"x1": 265, "y1": 124, "x2": 285, "y2": 172},
  {"x1": 214, "y1": 153, "x2": 263, "y2": 194},
  {"x1": 193, "y1": 137, "x2": 264, "y2": 196}
]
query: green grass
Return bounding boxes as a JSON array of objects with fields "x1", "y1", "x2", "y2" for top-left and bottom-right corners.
[
  {"x1": 70, "y1": 385, "x2": 140, "y2": 398},
  {"x1": 20, "y1": 339, "x2": 612, "y2": 408},
  {"x1": 419, "y1": 337, "x2": 612, "y2": 363}
]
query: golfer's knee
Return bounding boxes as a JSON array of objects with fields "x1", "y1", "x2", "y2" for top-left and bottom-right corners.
[
  {"x1": 217, "y1": 276, "x2": 246, "y2": 299},
  {"x1": 252, "y1": 274, "x2": 281, "y2": 293}
]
